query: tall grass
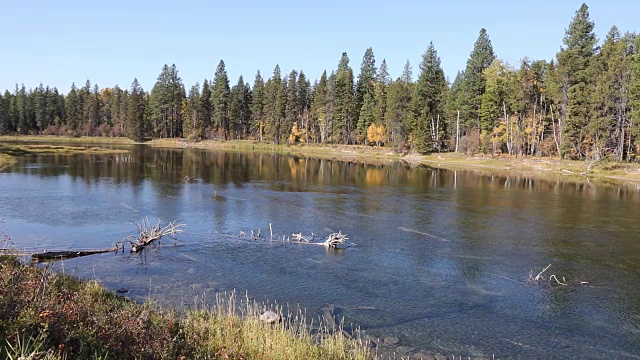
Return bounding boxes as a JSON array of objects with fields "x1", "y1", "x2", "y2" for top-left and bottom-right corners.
[{"x1": 0, "y1": 256, "x2": 371, "y2": 360}]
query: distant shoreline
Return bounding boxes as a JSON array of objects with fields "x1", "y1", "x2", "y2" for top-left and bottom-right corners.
[{"x1": 3, "y1": 135, "x2": 640, "y2": 185}]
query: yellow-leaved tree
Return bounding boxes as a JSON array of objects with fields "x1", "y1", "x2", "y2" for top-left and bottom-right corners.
[
  {"x1": 367, "y1": 123, "x2": 386, "y2": 146},
  {"x1": 288, "y1": 123, "x2": 307, "y2": 144}
]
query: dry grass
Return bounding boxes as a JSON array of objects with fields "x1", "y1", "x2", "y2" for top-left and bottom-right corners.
[
  {"x1": 0, "y1": 135, "x2": 134, "y2": 145},
  {"x1": 0, "y1": 257, "x2": 371, "y2": 360}
]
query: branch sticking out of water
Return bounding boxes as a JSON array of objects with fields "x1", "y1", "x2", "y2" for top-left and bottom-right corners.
[
  {"x1": 116, "y1": 218, "x2": 185, "y2": 253},
  {"x1": 527, "y1": 264, "x2": 586, "y2": 287}
]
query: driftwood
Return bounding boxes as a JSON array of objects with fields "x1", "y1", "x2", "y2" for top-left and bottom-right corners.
[
  {"x1": 117, "y1": 218, "x2": 185, "y2": 253},
  {"x1": 291, "y1": 231, "x2": 349, "y2": 249},
  {"x1": 31, "y1": 248, "x2": 117, "y2": 262}
]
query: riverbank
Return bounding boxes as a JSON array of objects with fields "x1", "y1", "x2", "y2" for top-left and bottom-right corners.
[
  {"x1": 0, "y1": 256, "x2": 371, "y2": 359},
  {"x1": 3, "y1": 135, "x2": 640, "y2": 184},
  {"x1": 0, "y1": 140, "x2": 129, "y2": 170},
  {"x1": 149, "y1": 138, "x2": 640, "y2": 185}
]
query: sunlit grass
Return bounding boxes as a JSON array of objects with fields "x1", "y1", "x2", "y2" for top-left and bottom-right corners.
[
  {"x1": 0, "y1": 257, "x2": 371, "y2": 359},
  {"x1": 0, "y1": 143, "x2": 128, "y2": 156},
  {"x1": 0, "y1": 135, "x2": 134, "y2": 145}
]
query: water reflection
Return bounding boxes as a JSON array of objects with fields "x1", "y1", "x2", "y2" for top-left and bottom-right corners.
[{"x1": 1, "y1": 145, "x2": 639, "y2": 358}]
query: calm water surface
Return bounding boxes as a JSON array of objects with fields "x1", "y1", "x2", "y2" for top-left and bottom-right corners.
[{"x1": 1, "y1": 145, "x2": 640, "y2": 359}]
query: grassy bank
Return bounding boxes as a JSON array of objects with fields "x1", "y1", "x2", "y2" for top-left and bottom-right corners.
[
  {"x1": 0, "y1": 135, "x2": 135, "y2": 145},
  {"x1": 0, "y1": 256, "x2": 370, "y2": 360}
]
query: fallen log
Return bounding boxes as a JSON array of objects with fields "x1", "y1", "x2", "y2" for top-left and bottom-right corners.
[{"x1": 31, "y1": 248, "x2": 117, "y2": 262}]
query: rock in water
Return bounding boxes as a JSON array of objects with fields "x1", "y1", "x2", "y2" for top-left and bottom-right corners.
[{"x1": 259, "y1": 310, "x2": 281, "y2": 324}]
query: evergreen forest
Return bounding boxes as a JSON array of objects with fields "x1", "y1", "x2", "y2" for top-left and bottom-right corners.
[{"x1": 2, "y1": 4, "x2": 640, "y2": 160}]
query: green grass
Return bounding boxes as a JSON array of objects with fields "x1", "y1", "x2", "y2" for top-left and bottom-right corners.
[
  {"x1": 0, "y1": 257, "x2": 371, "y2": 360},
  {"x1": 0, "y1": 143, "x2": 128, "y2": 157}
]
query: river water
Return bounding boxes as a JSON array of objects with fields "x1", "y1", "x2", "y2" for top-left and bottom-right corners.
[{"x1": 1, "y1": 145, "x2": 639, "y2": 359}]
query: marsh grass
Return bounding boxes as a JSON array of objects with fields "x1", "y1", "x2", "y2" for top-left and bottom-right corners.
[
  {"x1": 0, "y1": 143, "x2": 128, "y2": 156},
  {"x1": 0, "y1": 257, "x2": 371, "y2": 360},
  {"x1": 0, "y1": 135, "x2": 135, "y2": 145}
]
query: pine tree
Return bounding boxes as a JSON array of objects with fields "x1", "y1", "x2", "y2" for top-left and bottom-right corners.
[
  {"x1": 631, "y1": 34, "x2": 640, "y2": 153},
  {"x1": 182, "y1": 83, "x2": 201, "y2": 139},
  {"x1": 311, "y1": 71, "x2": 329, "y2": 143},
  {"x1": 385, "y1": 76, "x2": 412, "y2": 148},
  {"x1": 460, "y1": 28, "x2": 496, "y2": 149},
  {"x1": 355, "y1": 48, "x2": 377, "y2": 141},
  {"x1": 127, "y1": 78, "x2": 146, "y2": 141},
  {"x1": 263, "y1": 65, "x2": 285, "y2": 143},
  {"x1": 65, "y1": 83, "x2": 82, "y2": 134},
  {"x1": 150, "y1": 64, "x2": 185, "y2": 138},
  {"x1": 557, "y1": 3, "x2": 597, "y2": 158},
  {"x1": 200, "y1": 80, "x2": 212, "y2": 138},
  {"x1": 357, "y1": 92, "x2": 375, "y2": 143},
  {"x1": 591, "y1": 26, "x2": 632, "y2": 160},
  {"x1": 284, "y1": 70, "x2": 299, "y2": 142},
  {"x1": 411, "y1": 42, "x2": 447, "y2": 153},
  {"x1": 333, "y1": 53, "x2": 355, "y2": 143},
  {"x1": 230, "y1": 75, "x2": 251, "y2": 139},
  {"x1": 211, "y1": 60, "x2": 231, "y2": 140},
  {"x1": 250, "y1": 71, "x2": 265, "y2": 140},
  {"x1": 0, "y1": 91, "x2": 8, "y2": 134}
]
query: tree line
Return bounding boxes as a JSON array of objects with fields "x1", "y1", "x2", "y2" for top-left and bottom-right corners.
[{"x1": 1, "y1": 3, "x2": 640, "y2": 160}]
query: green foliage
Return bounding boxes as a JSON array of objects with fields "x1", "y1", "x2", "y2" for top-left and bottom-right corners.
[
  {"x1": 211, "y1": 60, "x2": 231, "y2": 140},
  {"x1": 459, "y1": 28, "x2": 496, "y2": 148},
  {"x1": 558, "y1": 3, "x2": 597, "y2": 159},
  {"x1": 355, "y1": 48, "x2": 377, "y2": 141},
  {"x1": 230, "y1": 75, "x2": 251, "y2": 139},
  {"x1": 411, "y1": 42, "x2": 447, "y2": 153},
  {"x1": 126, "y1": 78, "x2": 146, "y2": 141},
  {"x1": 149, "y1": 64, "x2": 185, "y2": 138},
  {"x1": 333, "y1": 53, "x2": 355, "y2": 143}
]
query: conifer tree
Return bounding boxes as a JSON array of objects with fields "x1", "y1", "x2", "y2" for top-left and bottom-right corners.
[
  {"x1": 211, "y1": 60, "x2": 231, "y2": 139},
  {"x1": 284, "y1": 70, "x2": 299, "y2": 141},
  {"x1": 263, "y1": 65, "x2": 285, "y2": 143},
  {"x1": 355, "y1": 48, "x2": 377, "y2": 141},
  {"x1": 182, "y1": 83, "x2": 201, "y2": 139},
  {"x1": 230, "y1": 75, "x2": 251, "y2": 139},
  {"x1": 0, "y1": 91, "x2": 8, "y2": 134},
  {"x1": 591, "y1": 27, "x2": 632, "y2": 160},
  {"x1": 460, "y1": 28, "x2": 496, "y2": 148},
  {"x1": 631, "y1": 34, "x2": 640, "y2": 152},
  {"x1": 250, "y1": 71, "x2": 265, "y2": 140},
  {"x1": 333, "y1": 53, "x2": 355, "y2": 143},
  {"x1": 127, "y1": 78, "x2": 146, "y2": 141},
  {"x1": 150, "y1": 64, "x2": 185, "y2": 138},
  {"x1": 200, "y1": 80, "x2": 212, "y2": 138},
  {"x1": 557, "y1": 3, "x2": 597, "y2": 158},
  {"x1": 311, "y1": 71, "x2": 329, "y2": 143},
  {"x1": 411, "y1": 42, "x2": 447, "y2": 153}
]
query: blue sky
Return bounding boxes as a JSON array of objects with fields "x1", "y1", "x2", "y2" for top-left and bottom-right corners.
[{"x1": 1, "y1": 1, "x2": 638, "y2": 93}]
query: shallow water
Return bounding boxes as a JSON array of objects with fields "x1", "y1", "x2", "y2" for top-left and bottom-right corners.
[{"x1": 1, "y1": 145, "x2": 640, "y2": 358}]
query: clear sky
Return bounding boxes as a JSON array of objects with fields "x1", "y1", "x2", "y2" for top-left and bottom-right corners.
[{"x1": 1, "y1": 1, "x2": 638, "y2": 93}]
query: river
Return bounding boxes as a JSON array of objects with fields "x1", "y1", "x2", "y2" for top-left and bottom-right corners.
[{"x1": 1, "y1": 144, "x2": 639, "y2": 359}]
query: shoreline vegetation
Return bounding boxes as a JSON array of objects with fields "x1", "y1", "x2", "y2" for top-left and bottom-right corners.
[
  {"x1": 2, "y1": 135, "x2": 640, "y2": 185},
  {"x1": 0, "y1": 256, "x2": 372, "y2": 360},
  {"x1": 1, "y1": 5, "x2": 640, "y2": 170}
]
